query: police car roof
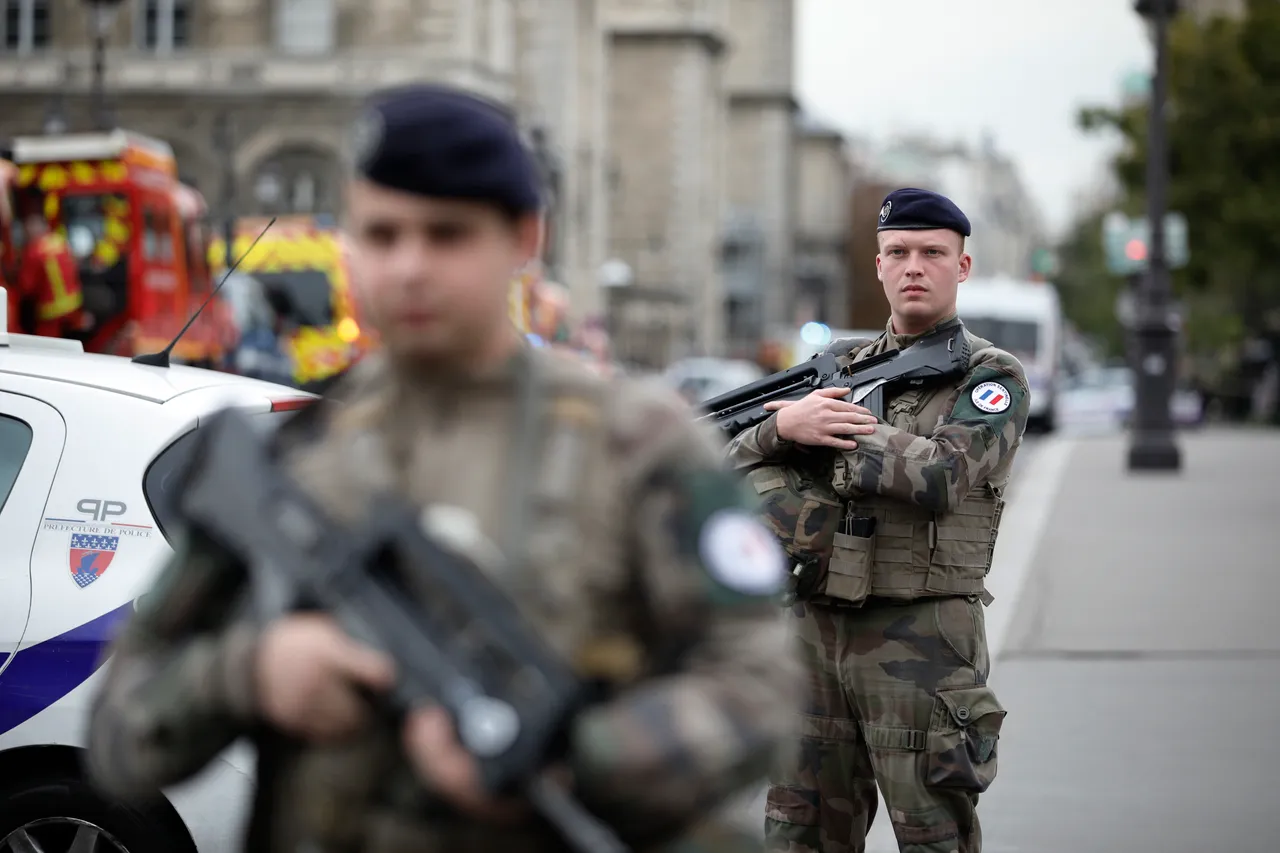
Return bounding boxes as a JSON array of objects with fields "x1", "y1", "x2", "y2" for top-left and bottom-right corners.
[{"x1": 0, "y1": 339, "x2": 306, "y2": 404}]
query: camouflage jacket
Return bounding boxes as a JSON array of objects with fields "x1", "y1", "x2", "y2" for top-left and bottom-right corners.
[
  {"x1": 726, "y1": 315, "x2": 1029, "y2": 603},
  {"x1": 86, "y1": 346, "x2": 799, "y2": 853}
]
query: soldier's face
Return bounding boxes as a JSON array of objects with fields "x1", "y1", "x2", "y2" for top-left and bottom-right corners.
[
  {"x1": 876, "y1": 230, "x2": 971, "y2": 334},
  {"x1": 345, "y1": 180, "x2": 540, "y2": 361}
]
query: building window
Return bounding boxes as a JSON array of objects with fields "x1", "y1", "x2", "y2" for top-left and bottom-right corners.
[
  {"x1": 137, "y1": 0, "x2": 192, "y2": 52},
  {"x1": 252, "y1": 148, "x2": 339, "y2": 217},
  {"x1": 275, "y1": 0, "x2": 335, "y2": 55},
  {"x1": 1, "y1": 0, "x2": 51, "y2": 53}
]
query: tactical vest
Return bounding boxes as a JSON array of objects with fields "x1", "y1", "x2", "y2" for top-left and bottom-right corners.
[
  {"x1": 278, "y1": 352, "x2": 643, "y2": 687},
  {"x1": 258, "y1": 352, "x2": 653, "y2": 853},
  {"x1": 748, "y1": 330, "x2": 1006, "y2": 606}
]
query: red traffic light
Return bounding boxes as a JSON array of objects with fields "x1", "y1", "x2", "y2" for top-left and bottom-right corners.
[{"x1": 1125, "y1": 239, "x2": 1147, "y2": 261}]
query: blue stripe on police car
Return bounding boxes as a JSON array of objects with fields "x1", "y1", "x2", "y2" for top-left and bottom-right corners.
[{"x1": 0, "y1": 602, "x2": 134, "y2": 736}]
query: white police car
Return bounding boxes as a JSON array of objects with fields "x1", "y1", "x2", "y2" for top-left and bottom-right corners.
[{"x1": 0, "y1": 291, "x2": 315, "y2": 852}]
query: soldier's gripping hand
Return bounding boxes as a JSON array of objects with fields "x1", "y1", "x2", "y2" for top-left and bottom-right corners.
[
  {"x1": 253, "y1": 613, "x2": 396, "y2": 741},
  {"x1": 764, "y1": 386, "x2": 878, "y2": 450},
  {"x1": 402, "y1": 705, "x2": 531, "y2": 823}
]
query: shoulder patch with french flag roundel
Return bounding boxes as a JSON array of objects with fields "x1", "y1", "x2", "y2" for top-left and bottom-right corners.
[{"x1": 971, "y1": 381, "x2": 1011, "y2": 413}]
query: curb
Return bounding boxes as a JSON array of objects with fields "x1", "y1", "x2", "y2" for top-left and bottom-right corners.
[{"x1": 985, "y1": 435, "x2": 1076, "y2": 664}]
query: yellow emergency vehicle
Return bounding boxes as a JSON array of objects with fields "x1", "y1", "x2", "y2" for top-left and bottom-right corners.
[{"x1": 210, "y1": 216, "x2": 373, "y2": 387}]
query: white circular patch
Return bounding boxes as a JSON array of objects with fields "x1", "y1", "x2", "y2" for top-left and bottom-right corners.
[
  {"x1": 879, "y1": 200, "x2": 892, "y2": 223},
  {"x1": 971, "y1": 381, "x2": 1012, "y2": 413},
  {"x1": 698, "y1": 510, "x2": 786, "y2": 595}
]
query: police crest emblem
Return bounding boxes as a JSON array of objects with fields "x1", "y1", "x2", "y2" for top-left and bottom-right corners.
[{"x1": 69, "y1": 533, "x2": 118, "y2": 589}]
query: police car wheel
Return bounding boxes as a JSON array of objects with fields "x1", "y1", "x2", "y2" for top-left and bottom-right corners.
[
  {"x1": 0, "y1": 817, "x2": 130, "y2": 853},
  {"x1": 0, "y1": 774, "x2": 192, "y2": 853}
]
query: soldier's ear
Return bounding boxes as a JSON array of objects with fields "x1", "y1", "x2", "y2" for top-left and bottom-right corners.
[
  {"x1": 957, "y1": 252, "x2": 972, "y2": 283},
  {"x1": 512, "y1": 211, "x2": 543, "y2": 265}
]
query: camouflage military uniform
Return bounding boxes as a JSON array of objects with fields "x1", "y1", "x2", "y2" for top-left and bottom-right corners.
[
  {"x1": 727, "y1": 315, "x2": 1029, "y2": 853},
  {"x1": 86, "y1": 345, "x2": 801, "y2": 853}
]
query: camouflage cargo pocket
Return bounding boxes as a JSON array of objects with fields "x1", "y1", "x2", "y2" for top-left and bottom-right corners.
[
  {"x1": 822, "y1": 531, "x2": 873, "y2": 603},
  {"x1": 764, "y1": 784, "x2": 820, "y2": 827},
  {"x1": 746, "y1": 464, "x2": 843, "y2": 571},
  {"x1": 925, "y1": 684, "x2": 1006, "y2": 793}
]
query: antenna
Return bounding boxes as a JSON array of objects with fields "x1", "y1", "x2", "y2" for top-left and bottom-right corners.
[{"x1": 132, "y1": 217, "x2": 276, "y2": 368}]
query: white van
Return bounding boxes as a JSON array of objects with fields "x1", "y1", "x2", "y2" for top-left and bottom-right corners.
[{"x1": 956, "y1": 277, "x2": 1063, "y2": 432}]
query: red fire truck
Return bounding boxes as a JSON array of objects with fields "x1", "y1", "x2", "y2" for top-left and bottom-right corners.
[{"x1": 1, "y1": 129, "x2": 235, "y2": 364}]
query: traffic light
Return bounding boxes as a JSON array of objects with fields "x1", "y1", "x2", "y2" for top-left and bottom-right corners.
[{"x1": 1102, "y1": 212, "x2": 1189, "y2": 276}]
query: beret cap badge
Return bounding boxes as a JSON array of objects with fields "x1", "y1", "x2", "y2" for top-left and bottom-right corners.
[{"x1": 879, "y1": 200, "x2": 892, "y2": 223}]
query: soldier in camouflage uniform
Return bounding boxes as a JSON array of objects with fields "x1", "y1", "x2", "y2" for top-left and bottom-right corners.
[
  {"x1": 85, "y1": 84, "x2": 800, "y2": 853},
  {"x1": 729, "y1": 189, "x2": 1030, "y2": 853}
]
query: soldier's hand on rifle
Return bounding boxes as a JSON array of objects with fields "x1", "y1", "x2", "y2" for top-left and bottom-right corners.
[
  {"x1": 402, "y1": 705, "x2": 532, "y2": 823},
  {"x1": 765, "y1": 386, "x2": 878, "y2": 450},
  {"x1": 253, "y1": 613, "x2": 396, "y2": 741}
]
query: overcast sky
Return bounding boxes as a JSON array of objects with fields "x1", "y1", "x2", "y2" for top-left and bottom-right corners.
[{"x1": 795, "y1": 0, "x2": 1153, "y2": 238}]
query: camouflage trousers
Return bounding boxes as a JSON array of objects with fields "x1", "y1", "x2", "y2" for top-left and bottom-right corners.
[{"x1": 763, "y1": 596, "x2": 1006, "y2": 853}]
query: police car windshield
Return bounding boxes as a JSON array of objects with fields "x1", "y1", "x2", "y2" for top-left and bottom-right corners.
[
  {"x1": 960, "y1": 317, "x2": 1039, "y2": 356},
  {"x1": 256, "y1": 271, "x2": 335, "y2": 328},
  {"x1": 143, "y1": 412, "x2": 295, "y2": 543}
]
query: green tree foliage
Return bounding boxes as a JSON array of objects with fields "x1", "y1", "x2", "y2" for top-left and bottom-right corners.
[
  {"x1": 1054, "y1": 210, "x2": 1127, "y2": 359},
  {"x1": 1063, "y1": 0, "x2": 1280, "y2": 355}
]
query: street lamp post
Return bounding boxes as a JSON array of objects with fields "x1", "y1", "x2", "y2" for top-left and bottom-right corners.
[
  {"x1": 213, "y1": 112, "x2": 236, "y2": 268},
  {"x1": 1128, "y1": 0, "x2": 1182, "y2": 471},
  {"x1": 83, "y1": 0, "x2": 126, "y2": 131}
]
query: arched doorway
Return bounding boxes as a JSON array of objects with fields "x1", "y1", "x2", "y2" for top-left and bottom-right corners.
[{"x1": 248, "y1": 147, "x2": 340, "y2": 218}]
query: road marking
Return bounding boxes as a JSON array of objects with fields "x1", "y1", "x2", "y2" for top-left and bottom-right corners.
[{"x1": 986, "y1": 435, "x2": 1076, "y2": 663}]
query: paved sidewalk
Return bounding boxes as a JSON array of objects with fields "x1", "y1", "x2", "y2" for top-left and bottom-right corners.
[
  {"x1": 1004, "y1": 427, "x2": 1280, "y2": 657},
  {"x1": 983, "y1": 428, "x2": 1280, "y2": 853}
]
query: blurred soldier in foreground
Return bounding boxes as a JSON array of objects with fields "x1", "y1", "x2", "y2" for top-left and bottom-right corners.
[
  {"x1": 86, "y1": 84, "x2": 798, "y2": 852},
  {"x1": 730, "y1": 189, "x2": 1030, "y2": 852}
]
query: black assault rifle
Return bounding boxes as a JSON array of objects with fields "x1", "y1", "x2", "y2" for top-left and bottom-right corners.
[
  {"x1": 699, "y1": 326, "x2": 971, "y2": 435},
  {"x1": 174, "y1": 408, "x2": 628, "y2": 853}
]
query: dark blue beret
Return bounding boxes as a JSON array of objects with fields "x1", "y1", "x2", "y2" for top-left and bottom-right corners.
[
  {"x1": 350, "y1": 84, "x2": 543, "y2": 214},
  {"x1": 876, "y1": 187, "x2": 971, "y2": 238}
]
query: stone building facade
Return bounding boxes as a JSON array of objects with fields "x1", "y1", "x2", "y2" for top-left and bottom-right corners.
[
  {"x1": 721, "y1": 0, "x2": 795, "y2": 354},
  {"x1": 0, "y1": 0, "x2": 839, "y2": 367},
  {"x1": 793, "y1": 114, "x2": 849, "y2": 330},
  {"x1": 0, "y1": 1, "x2": 523, "y2": 224},
  {"x1": 602, "y1": 0, "x2": 728, "y2": 365}
]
